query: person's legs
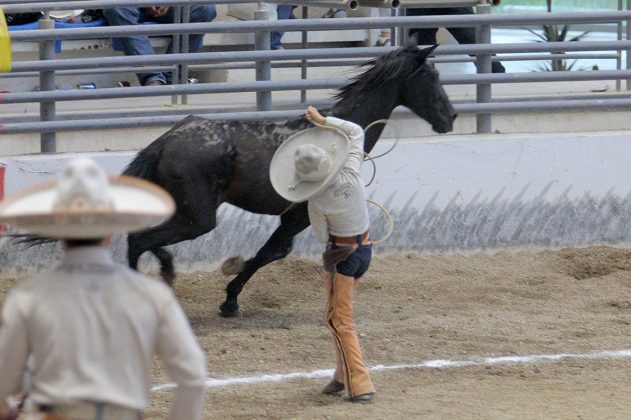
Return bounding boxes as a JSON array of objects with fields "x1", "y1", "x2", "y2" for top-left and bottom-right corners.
[
  {"x1": 322, "y1": 272, "x2": 345, "y2": 390},
  {"x1": 160, "y1": 4, "x2": 217, "y2": 54},
  {"x1": 271, "y1": 5, "x2": 296, "y2": 50},
  {"x1": 322, "y1": 245, "x2": 374, "y2": 402},
  {"x1": 445, "y1": 7, "x2": 506, "y2": 73},
  {"x1": 406, "y1": 8, "x2": 440, "y2": 45},
  {"x1": 326, "y1": 272, "x2": 375, "y2": 400},
  {"x1": 103, "y1": 7, "x2": 166, "y2": 85}
]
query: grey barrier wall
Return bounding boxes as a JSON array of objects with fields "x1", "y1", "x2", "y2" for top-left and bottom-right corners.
[
  {"x1": 1, "y1": 1, "x2": 631, "y2": 151},
  {"x1": 2, "y1": 1, "x2": 631, "y2": 276},
  {"x1": 2, "y1": 130, "x2": 631, "y2": 276}
]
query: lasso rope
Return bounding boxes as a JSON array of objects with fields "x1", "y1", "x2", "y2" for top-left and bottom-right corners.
[
  {"x1": 362, "y1": 119, "x2": 401, "y2": 187},
  {"x1": 366, "y1": 198, "x2": 394, "y2": 244}
]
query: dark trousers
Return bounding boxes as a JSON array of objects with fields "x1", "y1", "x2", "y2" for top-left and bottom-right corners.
[
  {"x1": 406, "y1": 7, "x2": 505, "y2": 73},
  {"x1": 335, "y1": 244, "x2": 372, "y2": 279}
]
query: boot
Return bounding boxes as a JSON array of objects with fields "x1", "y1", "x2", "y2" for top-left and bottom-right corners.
[
  {"x1": 321, "y1": 379, "x2": 345, "y2": 395},
  {"x1": 324, "y1": 272, "x2": 375, "y2": 399}
]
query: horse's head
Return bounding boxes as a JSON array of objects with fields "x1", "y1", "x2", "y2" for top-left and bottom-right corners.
[
  {"x1": 331, "y1": 43, "x2": 456, "y2": 138},
  {"x1": 400, "y1": 44, "x2": 457, "y2": 134}
]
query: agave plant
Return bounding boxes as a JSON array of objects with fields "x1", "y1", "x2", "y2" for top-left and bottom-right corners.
[{"x1": 526, "y1": 0, "x2": 590, "y2": 71}]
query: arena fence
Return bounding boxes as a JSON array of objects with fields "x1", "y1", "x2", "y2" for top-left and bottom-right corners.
[{"x1": 1, "y1": 0, "x2": 631, "y2": 152}]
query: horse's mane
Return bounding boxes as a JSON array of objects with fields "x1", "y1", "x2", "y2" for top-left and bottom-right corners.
[{"x1": 333, "y1": 44, "x2": 422, "y2": 102}]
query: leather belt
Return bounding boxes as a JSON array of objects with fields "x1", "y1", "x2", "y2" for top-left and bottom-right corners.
[
  {"x1": 328, "y1": 231, "x2": 370, "y2": 246},
  {"x1": 37, "y1": 402, "x2": 142, "y2": 420}
]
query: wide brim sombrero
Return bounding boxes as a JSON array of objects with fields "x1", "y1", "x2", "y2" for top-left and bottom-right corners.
[
  {"x1": 0, "y1": 175, "x2": 175, "y2": 238},
  {"x1": 270, "y1": 127, "x2": 349, "y2": 203}
]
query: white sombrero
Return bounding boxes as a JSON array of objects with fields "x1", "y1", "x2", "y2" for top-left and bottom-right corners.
[
  {"x1": 0, "y1": 157, "x2": 175, "y2": 239},
  {"x1": 269, "y1": 127, "x2": 349, "y2": 203}
]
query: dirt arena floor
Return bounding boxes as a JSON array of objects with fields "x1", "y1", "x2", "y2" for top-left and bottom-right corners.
[{"x1": 3, "y1": 246, "x2": 631, "y2": 419}]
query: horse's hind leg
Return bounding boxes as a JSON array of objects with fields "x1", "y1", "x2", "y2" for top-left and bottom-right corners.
[
  {"x1": 127, "y1": 182, "x2": 219, "y2": 285},
  {"x1": 220, "y1": 204, "x2": 310, "y2": 317},
  {"x1": 128, "y1": 235, "x2": 176, "y2": 285}
]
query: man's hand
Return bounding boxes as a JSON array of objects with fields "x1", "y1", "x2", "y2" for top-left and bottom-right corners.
[
  {"x1": 305, "y1": 106, "x2": 326, "y2": 126},
  {"x1": 143, "y1": 6, "x2": 171, "y2": 18}
]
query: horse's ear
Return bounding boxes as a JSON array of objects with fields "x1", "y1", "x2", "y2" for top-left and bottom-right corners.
[
  {"x1": 405, "y1": 33, "x2": 419, "y2": 48},
  {"x1": 417, "y1": 44, "x2": 439, "y2": 63}
]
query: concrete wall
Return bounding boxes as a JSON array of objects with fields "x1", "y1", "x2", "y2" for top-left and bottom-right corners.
[{"x1": 1, "y1": 130, "x2": 631, "y2": 276}]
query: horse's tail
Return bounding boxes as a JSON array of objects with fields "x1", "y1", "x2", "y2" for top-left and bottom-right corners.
[
  {"x1": 2, "y1": 232, "x2": 58, "y2": 247},
  {"x1": 123, "y1": 135, "x2": 167, "y2": 182},
  {"x1": 123, "y1": 143, "x2": 162, "y2": 182}
]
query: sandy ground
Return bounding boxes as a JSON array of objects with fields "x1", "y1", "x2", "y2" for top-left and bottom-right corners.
[{"x1": 3, "y1": 246, "x2": 631, "y2": 419}]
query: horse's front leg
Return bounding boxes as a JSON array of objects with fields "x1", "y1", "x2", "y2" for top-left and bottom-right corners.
[{"x1": 220, "y1": 205, "x2": 309, "y2": 317}]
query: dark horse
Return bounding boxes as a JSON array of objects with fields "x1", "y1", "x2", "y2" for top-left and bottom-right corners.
[{"x1": 123, "y1": 44, "x2": 457, "y2": 317}]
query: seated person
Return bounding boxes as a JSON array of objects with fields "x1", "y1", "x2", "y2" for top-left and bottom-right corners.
[
  {"x1": 406, "y1": 5, "x2": 505, "y2": 73},
  {"x1": 103, "y1": 4, "x2": 216, "y2": 86}
]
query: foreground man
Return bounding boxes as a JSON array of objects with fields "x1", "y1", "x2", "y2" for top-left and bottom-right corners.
[
  {"x1": 270, "y1": 106, "x2": 375, "y2": 403},
  {"x1": 0, "y1": 157, "x2": 207, "y2": 420}
]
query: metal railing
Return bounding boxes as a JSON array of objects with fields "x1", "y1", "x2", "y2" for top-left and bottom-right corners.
[{"x1": 1, "y1": 1, "x2": 631, "y2": 152}]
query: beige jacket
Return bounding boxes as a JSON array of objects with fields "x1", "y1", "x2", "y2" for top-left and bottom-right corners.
[
  {"x1": 0, "y1": 246, "x2": 207, "y2": 420},
  {"x1": 308, "y1": 116, "x2": 370, "y2": 243}
]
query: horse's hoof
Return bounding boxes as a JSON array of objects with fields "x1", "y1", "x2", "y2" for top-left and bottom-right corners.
[
  {"x1": 219, "y1": 302, "x2": 239, "y2": 318},
  {"x1": 221, "y1": 256, "x2": 245, "y2": 275}
]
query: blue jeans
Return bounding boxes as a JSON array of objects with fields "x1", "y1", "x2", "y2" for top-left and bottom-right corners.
[
  {"x1": 335, "y1": 244, "x2": 372, "y2": 279},
  {"x1": 270, "y1": 5, "x2": 296, "y2": 50},
  {"x1": 103, "y1": 5, "x2": 217, "y2": 85}
]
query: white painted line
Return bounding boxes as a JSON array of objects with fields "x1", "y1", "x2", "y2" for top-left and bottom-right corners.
[{"x1": 151, "y1": 348, "x2": 631, "y2": 392}]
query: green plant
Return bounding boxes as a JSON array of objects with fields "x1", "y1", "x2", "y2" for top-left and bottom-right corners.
[{"x1": 526, "y1": 0, "x2": 590, "y2": 71}]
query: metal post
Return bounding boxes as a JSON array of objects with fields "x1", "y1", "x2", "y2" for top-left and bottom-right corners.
[
  {"x1": 627, "y1": 0, "x2": 631, "y2": 90},
  {"x1": 475, "y1": 3, "x2": 492, "y2": 134},
  {"x1": 171, "y1": 6, "x2": 182, "y2": 105},
  {"x1": 390, "y1": 7, "x2": 397, "y2": 46},
  {"x1": 181, "y1": 5, "x2": 191, "y2": 105},
  {"x1": 255, "y1": 7, "x2": 272, "y2": 111},
  {"x1": 616, "y1": 0, "x2": 622, "y2": 91},
  {"x1": 300, "y1": 6, "x2": 308, "y2": 104},
  {"x1": 38, "y1": 15, "x2": 56, "y2": 153},
  {"x1": 398, "y1": 6, "x2": 406, "y2": 45}
]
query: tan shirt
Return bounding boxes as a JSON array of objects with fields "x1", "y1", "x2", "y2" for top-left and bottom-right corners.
[
  {"x1": 0, "y1": 246, "x2": 207, "y2": 420},
  {"x1": 308, "y1": 116, "x2": 370, "y2": 243}
]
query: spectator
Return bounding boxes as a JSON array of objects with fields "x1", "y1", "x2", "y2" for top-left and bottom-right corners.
[
  {"x1": 103, "y1": 5, "x2": 217, "y2": 86},
  {"x1": 271, "y1": 5, "x2": 297, "y2": 50},
  {"x1": 0, "y1": 157, "x2": 207, "y2": 420},
  {"x1": 406, "y1": 3, "x2": 506, "y2": 73},
  {"x1": 269, "y1": 107, "x2": 375, "y2": 404}
]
